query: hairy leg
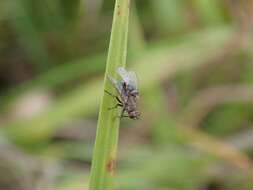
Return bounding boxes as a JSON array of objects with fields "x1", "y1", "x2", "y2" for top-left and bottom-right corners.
[
  {"x1": 104, "y1": 90, "x2": 123, "y2": 104},
  {"x1": 120, "y1": 108, "x2": 126, "y2": 118},
  {"x1": 108, "y1": 103, "x2": 123, "y2": 110}
]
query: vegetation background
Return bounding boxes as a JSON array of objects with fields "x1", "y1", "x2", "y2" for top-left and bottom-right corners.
[{"x1": 1, "y1": 0, "x2": 253, "y2": 189}]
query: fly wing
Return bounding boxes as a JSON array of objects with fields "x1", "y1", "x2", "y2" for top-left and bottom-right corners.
[
  {"x1": 107, "y1": 75, "x2": 123, "y2": 93},
  {"x1": 117, "y1": 67, "x2": 131, "y2": 83},
  {"x1": 128, "y1": 71, "x2": 138, "y2": 90}
]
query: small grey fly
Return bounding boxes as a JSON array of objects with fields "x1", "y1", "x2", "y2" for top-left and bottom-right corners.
[{"x1": 106, "y1": 67, "x2": 140, "y2": 120}]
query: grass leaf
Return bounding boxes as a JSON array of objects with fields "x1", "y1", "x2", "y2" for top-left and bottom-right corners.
[{"x1": 88, "y1": 0, "x2": 130, "y2": 189}]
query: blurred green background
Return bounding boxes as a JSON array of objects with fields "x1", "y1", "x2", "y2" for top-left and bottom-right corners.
[{"x1": 1, "y1": 0, "x2": 253, "y2": 189}]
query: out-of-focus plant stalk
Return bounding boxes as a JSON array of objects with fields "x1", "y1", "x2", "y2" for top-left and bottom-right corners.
[{"x1": 88, "y1": 0, "x2": 130, "y2": 190}]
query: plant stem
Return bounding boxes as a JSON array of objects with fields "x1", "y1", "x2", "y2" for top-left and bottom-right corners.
[{"x1": 88, "y1": 0, "x2": 130, "y2": 190}]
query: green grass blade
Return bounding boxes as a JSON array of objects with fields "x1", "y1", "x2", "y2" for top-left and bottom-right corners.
[{"x1": 89, "y1": 0, "x2": 130, "y2": 190}]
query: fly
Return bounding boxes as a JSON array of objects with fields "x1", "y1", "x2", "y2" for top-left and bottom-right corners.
[{"x1": 105, "y1": 67, "x2": 140, "y2": 120}]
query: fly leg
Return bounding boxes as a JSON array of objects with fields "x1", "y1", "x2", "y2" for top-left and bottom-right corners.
[
  {"x1": 120, "y1": 108, "x2": 127, "y2": 119},
  {"x1": 108, "y1": 103, "x2": 123, "y2": 110},
  {"x1": 104, "y1": 89, "x2": 115, "y2": 97},
  {"x1": 104, "y1": 90, "x2": 123, "y2": 104},
  {"x1": 105, "y1": 90, "x2": 124, "y2": 111}
]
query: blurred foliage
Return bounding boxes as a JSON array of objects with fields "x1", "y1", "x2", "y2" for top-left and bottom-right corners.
[{"x1": 1, "y1": 0, "x2": 253, "y2": 190}]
